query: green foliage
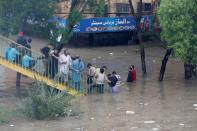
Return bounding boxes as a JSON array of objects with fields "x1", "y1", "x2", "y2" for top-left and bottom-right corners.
[
  {"x1": 158, "y1": 0, "x2": 197, "y2": 65},
  {"x1": 68, "y1": 8, "x2": 82, "y2": 28},
  {"x1": 19, "y1": 81, "x2": 74, "y2": 120},
  {"x1": 49, "y1": 0, "x2": 107, "y2": 45},
  {"x1": 0, "y1": 105, "x2": 14, "y2": 124},
  {"x1": 0, "y1": 0, "x2": 57, "y2": 36},
  {"x1": 86, "y1": 0, "x2": 106, "y2": 17},
  {"x1": 63, "y1": 8, "x2": 82, "y2": 43},
  {"x1": 57, "y1": 0, "x2": 106, "y2": 44},
  {"x1": 25, "y1": 24, "x2": 50, "y2": 39},
  {"x1": 60, "y1": 28, "x2": 74, "y2": 44},
  {"x1": 93, "y1": 0, "x2": 106, "y2": 17},
  {"x1": 50, "y1": 8, "x2": 82, "y2": 45}
]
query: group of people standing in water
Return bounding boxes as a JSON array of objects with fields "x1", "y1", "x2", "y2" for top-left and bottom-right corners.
[
  {"x1": 5, "y1": 32, "x2": 137, "y2": 93},
  {"x1": 127, "y1": 65, "x2": 137, "y2": 82},
  {"x1": 5, "y1": 32, "x2": 85, "y2": 90},
  {"x1": 86, "y1": 63, "x2": 137, "y2": 94},
  {"x1": 40, "y1": 44, "x2": 85, "y2": 90}
]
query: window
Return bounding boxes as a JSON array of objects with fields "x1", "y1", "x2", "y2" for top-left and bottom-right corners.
[
  {"x1": 116, "y1": 3, "x2": 130, "y2": 16},
  {"x1": 137, "y1": 2, "x2": 152, "y2": 13},
  {"x1": 144, "y1": 3, "x2": 152, "y2": 12}
]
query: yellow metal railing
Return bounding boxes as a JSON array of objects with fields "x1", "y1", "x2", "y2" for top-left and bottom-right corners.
[{"x1": 0, "y1": 35, "x2": 85, "y2": 96}]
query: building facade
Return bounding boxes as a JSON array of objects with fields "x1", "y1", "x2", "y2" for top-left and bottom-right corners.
[{"x1": 57, "y1": 0, "x2": 158, "y2": 18}]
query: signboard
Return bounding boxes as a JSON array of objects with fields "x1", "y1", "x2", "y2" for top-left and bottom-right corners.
[
  {"x1": 73, "y1": 16, "x2": 137, "y2": 33},
  {"x1": 140, "y1": 15, "x2": 154, "y2": 32},
  {"x1": 49, "y1": 16, "x2": 137, "y2": 33}
]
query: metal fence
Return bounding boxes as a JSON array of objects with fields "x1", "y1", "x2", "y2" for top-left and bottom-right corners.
[{"x1": 0, "y1": 35, "x2": 117, "y2": 95}]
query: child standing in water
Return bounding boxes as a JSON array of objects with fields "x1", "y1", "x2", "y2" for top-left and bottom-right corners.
[
  {"x1": 108, "y1": 71, "x2": 121, "y2": 93},
  {"x1": 127, "y1": 65, "x2": 137, "y2": 82},
  {"x1": 131, "y1": 65, "x2": 136, "y2": 81}
]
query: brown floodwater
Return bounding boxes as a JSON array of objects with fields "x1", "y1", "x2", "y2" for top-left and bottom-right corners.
[{"x1": 0, "y1": 38, "x2": 197, "y2": 131}]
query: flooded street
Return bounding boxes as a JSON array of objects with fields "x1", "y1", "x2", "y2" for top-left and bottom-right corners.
[{"x1": 0, "y1": 39, "x2": 197, "y2": 131}]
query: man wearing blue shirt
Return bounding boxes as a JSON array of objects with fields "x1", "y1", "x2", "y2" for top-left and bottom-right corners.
[
  {"x1": 5, "y1": 47, "x2": 11, "y2": 60},
  {"x1": 22, "y1": 52, "x2": 35, "y2": 68},
  {"x1": 70, "y1": 55, "x2": 84, "y2": 90},
  {"x1": 7, "y1": 46, "x2": 20, "y2": 62}
]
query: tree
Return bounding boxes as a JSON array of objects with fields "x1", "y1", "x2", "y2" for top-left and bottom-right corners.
[
  {"x1": 0, "y1": 0, "x2": 57, "y2": 96},
  {"x1": 93, "y1": 0, "x2": 106, "y2": 17},
  {"x1": 58, "y1": 0, "x2": 86, "y2": 45},
  {"x1": 86, "y1": 0, "x2": 106, "y2": 17},
  {"x1": 159, "y1": 48, "x2": 173, "y2": 81},
  {"x1": 0, "y1": 0, "x2": 57, "y2": 36},
  {"x1": 128, "y1": 0, "x2": 147, "y2": 76},
  {"x1": 158, "y1": 0, "x2": 197, "y2": 79},
  {"x1": 56, "y1": 0, "x2": 106, "y2": 45},
  {"x1": 59, "y1": 8, "x2": 83, "y2": 44}
]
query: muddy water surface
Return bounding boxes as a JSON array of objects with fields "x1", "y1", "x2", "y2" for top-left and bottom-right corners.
[{"x1": 0, "y1": 39, "x2": 197, "y2": 131}]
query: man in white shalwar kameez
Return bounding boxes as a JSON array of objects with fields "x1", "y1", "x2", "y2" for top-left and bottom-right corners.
[{"x1": 58, "y1": 49, "x2": 72, "y2": 83}]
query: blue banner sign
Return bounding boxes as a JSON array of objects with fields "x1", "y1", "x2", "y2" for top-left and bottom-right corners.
[
  {"x1": 49, "y1": 16, "x2": 137, "y2": 33},
  {"x1": 73, "y1": 16, "x2": 137, "y2": 33}
]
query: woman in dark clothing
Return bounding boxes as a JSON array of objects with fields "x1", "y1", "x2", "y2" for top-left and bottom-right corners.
[
  {"x1": 55, "y1": 44, "x2": 64, "y2": 54},
  {"x1": 25, "y1": 38, "x2": 32, "y2": 49},
  {"x1": 127, "y1": 66, "x2": 133, "y2": 82},
  {"x1": 40, "y1": 44, "x2": 54, "y2": 76},
  {"x1": 49, "y1": 49, "x2": 59, "y2": 78}
]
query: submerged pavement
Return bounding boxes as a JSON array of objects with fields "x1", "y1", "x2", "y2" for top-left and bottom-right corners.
[{"x1": 0, "y1": 39, "x2": 197, "y2": 131}]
